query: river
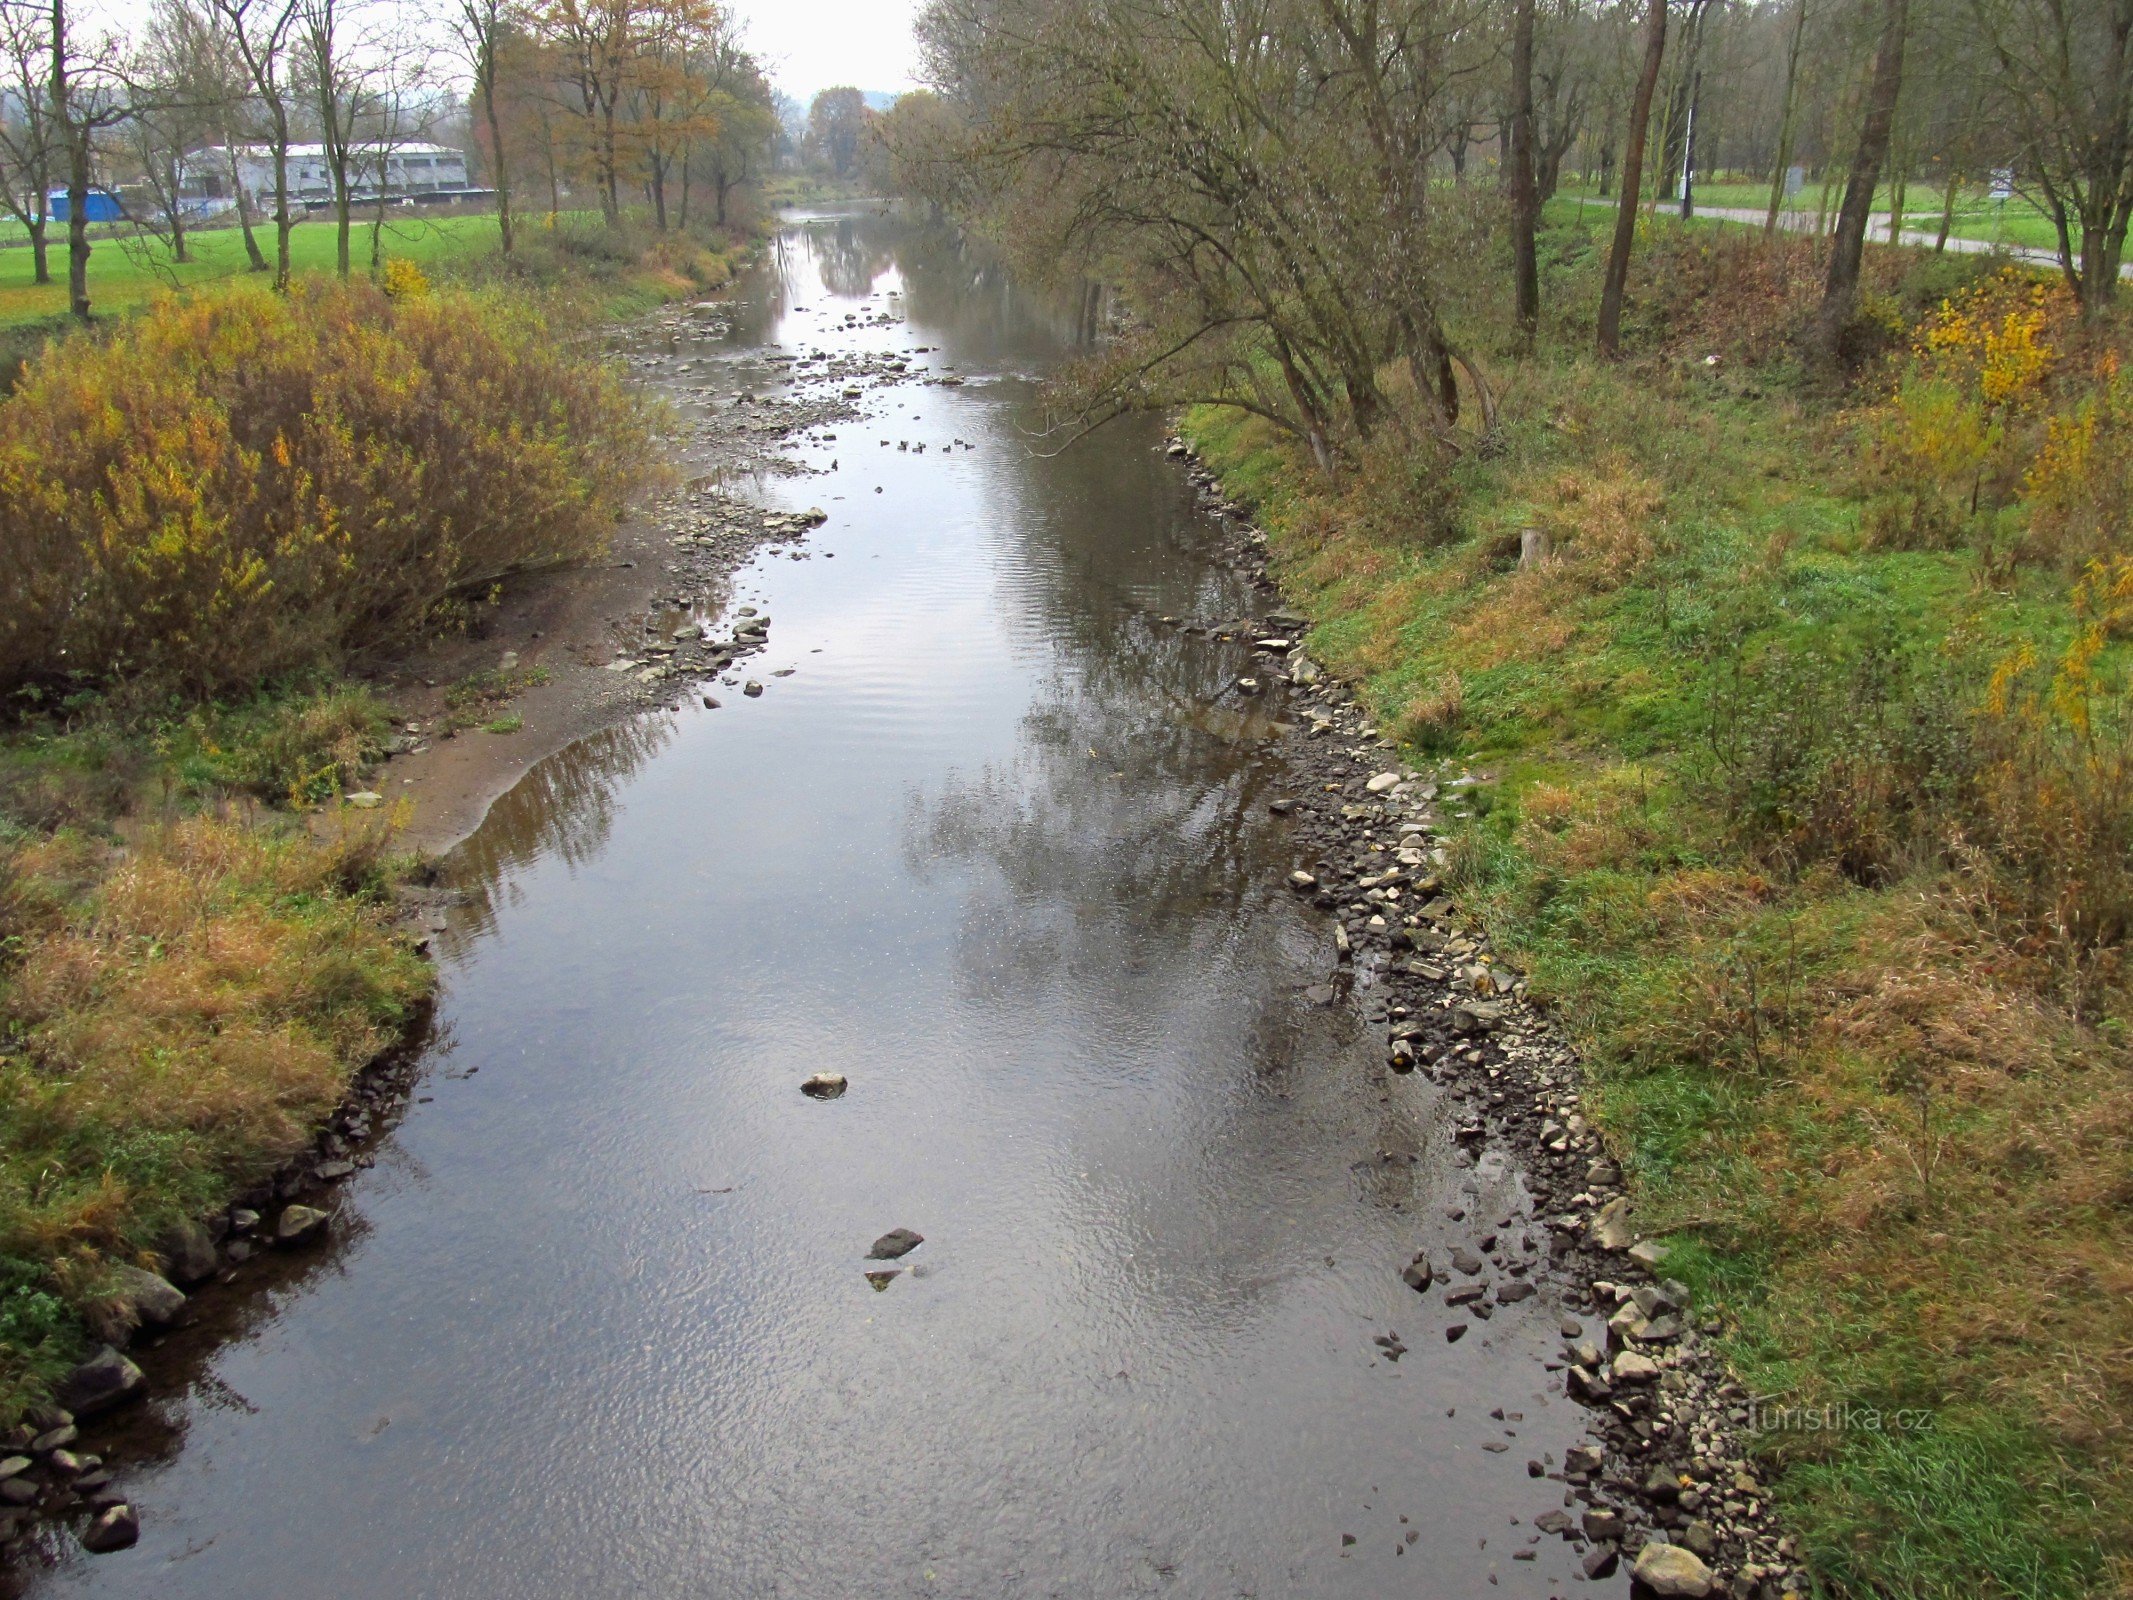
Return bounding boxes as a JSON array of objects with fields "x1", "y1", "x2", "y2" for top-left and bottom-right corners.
[{"x1": 24, "y1": 208, "x2": 1596, "y2": 1599}]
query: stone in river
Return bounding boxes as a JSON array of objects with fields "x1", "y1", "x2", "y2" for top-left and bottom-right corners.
[
  {"x1": 800, "y1": 1072, "x2": 848, "y2": 1100},
  {"x1": 79, "y1": 1502, "x2": 140, "y2": 1554},
  {"x1": 868, "y1": 1228, "x2": 924, "y2": 1260},
  {"x1": 274, "y1": 1205, "x2": 329, "y2": 1244},
  {"x1": 55, "y1": 1348, "x2": 144, "y2": 1419},
  {"x1": 742, "y1": 680, "x2": 764, "y2": 697},
  {"x1": 1631, "y1": 1541, "x2": 1714, "y2": 1597}
]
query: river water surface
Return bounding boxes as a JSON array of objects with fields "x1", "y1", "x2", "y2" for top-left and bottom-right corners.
[{"x1": 29, "y1": 210, "x2": 1596, "y2": 1599}]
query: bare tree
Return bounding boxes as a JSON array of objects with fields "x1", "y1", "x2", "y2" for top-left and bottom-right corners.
[
  {"x1": 454, "y1": 0, "x2": 515, "y2": 253},
  {"x1": 0, "y1": 0, "x2": 56, "y2": 283},
  {"x1": 1973, "y1": 0, "x2": 2133, "y2": 314},
  {"x1": 127, "y1": 0, "x2": 224, "y2": 264},
  {"x1": 47, "y1": 0, "x2": 134, "y2": 319},
  {"x1": 209, "y1": 0, "x2": 300, "y2": 287}
]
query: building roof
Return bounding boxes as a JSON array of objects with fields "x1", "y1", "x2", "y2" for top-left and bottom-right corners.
[{"x1": 185, "y1": 143, "x2": 464, "y2": 162}]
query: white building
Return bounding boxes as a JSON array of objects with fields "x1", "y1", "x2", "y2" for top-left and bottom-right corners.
[{"x1": 179, "y1": 143, "x2": 472, "y2": 212}]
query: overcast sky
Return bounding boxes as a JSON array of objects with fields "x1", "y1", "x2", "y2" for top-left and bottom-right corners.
[{"x1": 727, "y1": 0, "x2": 927, "y2": 107}]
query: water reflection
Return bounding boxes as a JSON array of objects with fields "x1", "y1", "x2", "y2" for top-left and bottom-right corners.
[{"x1": 445, "y1": 715, "x2": 675, "y2": 933}]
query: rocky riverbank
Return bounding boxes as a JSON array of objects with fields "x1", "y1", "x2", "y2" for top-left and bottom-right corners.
[{"x1": 1173, "y1": 442, "x2": 1808, "y2": 1600}]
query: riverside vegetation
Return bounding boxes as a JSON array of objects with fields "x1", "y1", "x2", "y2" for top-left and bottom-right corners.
[
  {"x1": 0, "y1": 255, "x2": 668, "y2": 1425},
  {"x1": 1183, "y1": 223, "x2": 2133, "y2": 1597}
]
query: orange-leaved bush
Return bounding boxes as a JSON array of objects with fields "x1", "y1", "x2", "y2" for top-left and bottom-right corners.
[{"x1": 0, "y1": 280, "x2": 654, "y2": 698}]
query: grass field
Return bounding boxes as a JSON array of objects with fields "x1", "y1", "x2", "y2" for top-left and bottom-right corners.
[{"x1": 0, "y1": 211, "x2": 505, "y2": 329}]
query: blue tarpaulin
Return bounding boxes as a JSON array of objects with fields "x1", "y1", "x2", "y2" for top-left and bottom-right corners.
[{"x1": 47, "y1": 190, "x2": 123, "y2": 223}]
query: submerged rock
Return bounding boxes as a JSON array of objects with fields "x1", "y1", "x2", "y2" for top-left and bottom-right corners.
[
  {"x1": 274, "y1": 1205, "x2": 329, "y2": 1245},
  {"x1": 79, "y1": 1502, "x2": 139, "y2": 1554}
]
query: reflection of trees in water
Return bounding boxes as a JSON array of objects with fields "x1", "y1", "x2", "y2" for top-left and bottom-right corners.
[
  {"x1": 804, "y1": 215, "x2": 901, "y2": 300},
  {"x1": 448, "y1": 716, "x2": 676, "y2": 928},
  {"x1": 908, "y1": 601, "x2": 1288, "y2": 1007}
]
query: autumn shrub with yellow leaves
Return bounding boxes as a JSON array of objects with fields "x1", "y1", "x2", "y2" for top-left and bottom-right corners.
[
  {"x1": 1863, "y1": 271, "x2": 2111, "y2": 563},
  {"x1": 0, "y1": 279, "x2": 655, "y2": 700}
]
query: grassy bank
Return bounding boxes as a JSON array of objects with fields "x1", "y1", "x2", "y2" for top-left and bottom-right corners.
[
  {"x1": 1186, "y1": 221, "x2": 2133, "y2": 1597},
  {"x1": 0, "y1": 246, "x2": 678, "y2": 1420},
  {"x1": 0, "y1": 694, "x2": 432, "y2": 1409}
]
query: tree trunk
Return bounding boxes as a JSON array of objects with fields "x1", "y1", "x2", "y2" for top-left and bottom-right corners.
[
  {"x1": 1598, "y1": 0, "x2": 1668, "y2": 359},
  {"x1": 650, "y1": 152, "x2": 668, "y2": 230},
  {"x1": 227, "y1": 143, "x2": 268, "y2": 270},
  {"x1": 334, "y1": 158, "x2": 351, "y2": 278},
  {"x1": 600, "y1": 98, "x2": 620, "y2": 224},
  {"x1": 481, "y1": 51, "x2": 512, "y2": 255},
  {"x1": 270, "y1": 119, "x2": 292, "y2": 290},
  {"x1": 1764, "y1": 0, "x2": 1807, "y2": 236},
  {"x1": 64, "y1": 133, "x2": 90, "y2": 321},
  {"x1": 1935, "y1": 169, "x2": 1960, "y2": 250},
  {"x1": 28, "y1": 218, "x2": 48, "y2": 284},
  {"x1": 1509, "y1": 0, "x2": 1539, "y2": 344},
  {"x1": 1811, "y1": 0, "x2": 1909, "y2": 362},
  {"x1": 49, "y1": 0, "x2": 89, "y2": 321}
]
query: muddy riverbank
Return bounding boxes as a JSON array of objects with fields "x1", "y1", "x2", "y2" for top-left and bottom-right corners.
[{"x1": 11, "y1": 207, "x2": 1793, "y2": 1600}]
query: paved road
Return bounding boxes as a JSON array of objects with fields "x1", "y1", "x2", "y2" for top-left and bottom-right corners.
[{"x1": 1676, "y1": 202, "x2": 2132, "y2": 279}]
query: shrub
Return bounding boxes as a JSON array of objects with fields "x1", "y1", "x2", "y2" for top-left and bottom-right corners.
[
  {"x1": 0, "y1": 280, "x2": 655, "y2": 700},
  {"x1": 1698, "y1": 623, "x2": 1979, "y2": 885},
  {"x1": 1863, "y1": 272, "x2": 2078, "y2": 554}
]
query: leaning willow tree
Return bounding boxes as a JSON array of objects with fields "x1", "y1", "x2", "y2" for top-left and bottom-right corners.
[{"x1": 917, "y1": 0, "x2": 1500, "y2": 470}]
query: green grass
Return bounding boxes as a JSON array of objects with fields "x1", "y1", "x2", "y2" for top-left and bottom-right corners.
[
  {"x1": 0, "y1": 684, "x2": 433, "y2": 1413},
  {"x1": 1552, "y1": 177, "x2": 2069, "y2": 254},
  {"x1": 0, "y1": 212, "x2": 505, "y2": 329}
]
